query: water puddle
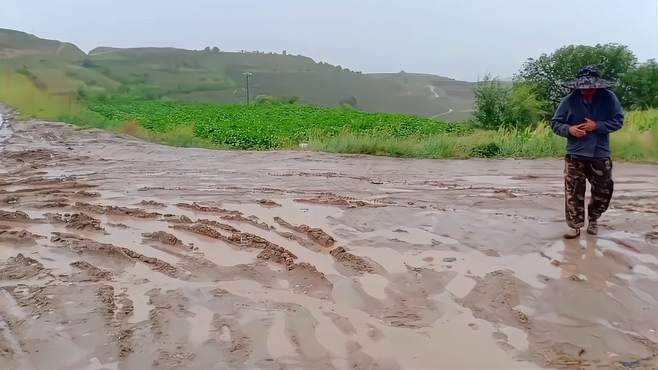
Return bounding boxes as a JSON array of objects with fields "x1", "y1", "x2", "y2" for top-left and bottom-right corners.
[
  {"x1": 444, "y1": 275, "x2": 477, "y2": 298},
  {"x1": 357, "y1": 274, "x2": 389, "y2": 300},
  {"x1": 352, "y1": 245, "x2": 562, "y2": 288},
  {"x1": 218, "y1": 279, "x2": 539, "y2": 370},
  {"x1": 186, "y1": 234, "x2": 258, "y2": 267},
  {"x1": 224, "y1": 199, "x2": 343, "y2": 232},
  {"x1": 235, "y1": 222, "x2": 341, "y2": 277},
  {"x1": 0, "y1": 111, "x2": 11, "y2": 144},
  {"x1": 499, "y1": 325, "x2": 530, "y2": 352},
  {"x1": 266, "y1": 311, "x2": 297, "y2": 361},
  {"x1": 187, "y1": 305, "x2": 214, "y2": 345},
  {"x1": 358, "y1": 227, "x2": 458, "y2": 246}
]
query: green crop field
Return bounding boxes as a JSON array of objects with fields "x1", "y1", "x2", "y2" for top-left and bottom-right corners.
[{"x1": 86, "y1": 99, "x2": 468, "y2": 149}]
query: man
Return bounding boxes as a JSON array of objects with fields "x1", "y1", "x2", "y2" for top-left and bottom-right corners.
[{"x1": 551, "y1": 65, "x2": 624, "y2": 239}]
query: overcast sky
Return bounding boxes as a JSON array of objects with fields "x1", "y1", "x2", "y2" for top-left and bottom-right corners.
[{"x1": 2, "y1": 0, "x2": 657, "y2": 81}]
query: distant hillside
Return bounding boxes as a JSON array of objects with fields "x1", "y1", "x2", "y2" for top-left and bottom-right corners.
[
  {"x1": 0, "y1": 28, "x2": 84, "y2": 59},
  {"x1": 0, "y1": 29, "x2": 474, "y2": 120}
]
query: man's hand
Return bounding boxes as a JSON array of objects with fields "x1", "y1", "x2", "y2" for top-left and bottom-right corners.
[
  {"x1": 578, "y1": 118, "x2": 598, "y2": 132},
  {"x1": 568, "y1": 125, "x2": 586, "y2": 138}
]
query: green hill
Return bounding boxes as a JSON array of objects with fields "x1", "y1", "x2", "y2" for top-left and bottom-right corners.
[
  {"x1": 0, "y1": 29, "x2": 474, "y2": 120},
  {"x1": 0, "y1": 28, "x2": 84, "y2": 59}
]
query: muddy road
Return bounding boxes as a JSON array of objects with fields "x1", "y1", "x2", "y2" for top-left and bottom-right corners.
[{"x1": 1, "y1": 116, "x2": 657, "y2": 370}]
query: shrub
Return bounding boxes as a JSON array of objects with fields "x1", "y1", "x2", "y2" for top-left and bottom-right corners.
[
  {"x1": 473, "y1": 77, "x2": 542, "y2": 130},
  {"x1": 473, "y1": 76, "x2": 509, "y2": 129},
  {"x1": 504, "y1": 83, "x2": 544, "y2": 129},
  {"x1": 254, "y1": 95, "x2": 299, "y2": 105},
  {"x1": 470, "y1": 142, "x2": 501, "y2": 158}
]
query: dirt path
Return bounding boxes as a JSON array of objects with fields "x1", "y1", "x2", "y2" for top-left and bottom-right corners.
[{"x1": 1, "y1": 118, "x2": 657, "y2": 370}]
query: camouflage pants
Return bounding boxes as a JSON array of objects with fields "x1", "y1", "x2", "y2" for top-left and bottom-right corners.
[{"x1": 564, "y1": 155, "x2": 614, "y2": 229}]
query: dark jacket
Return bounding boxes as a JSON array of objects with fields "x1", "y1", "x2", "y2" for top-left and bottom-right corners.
[{"x1": 551, "y1": 89, "x2": 624, "y2": 159}]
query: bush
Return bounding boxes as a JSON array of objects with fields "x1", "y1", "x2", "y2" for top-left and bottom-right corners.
[
  {"x1": 473, "y1": 76, "x2": 542, "y2": 130},
  {"x1": 470, "y1": 142, "x2": 501, "y2": 157},
  {"x1": 254, "y1": 95, "x2": 299, "y2": 105},
  {"x1": 505, "y1": 83, "x2": 544, "y2": 128},
  {"x1": 473, "y1": 76, "x2": 509, "y2": 129}
]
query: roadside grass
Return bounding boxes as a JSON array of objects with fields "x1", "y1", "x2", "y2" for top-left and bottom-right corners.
[
  {"x1": 308, "y1": 127, "x2": 563, "y2": 159},
  {"x1": 310, "y1": 110, "x2": 658, "y2": 161},
  {"x1": 610, "y1": 110, "x2": 658, "y2": 161}
]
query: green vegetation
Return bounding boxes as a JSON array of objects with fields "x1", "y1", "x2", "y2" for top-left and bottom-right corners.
[
  {"x1": 518, "y1": 44, "x2": 657, "y2": 111},
  {"x1": 1, "y1": 28, "x2": 657, "y2": 162},
  {"x1": 310, "y1": 110, "x2": 658, "y2": 161},
  {"x1": 0, "y1": 68, "x2": 85, "y2": 119},
  {"x1": 473, "y1": 76, "x2": 544, "y2": 130},
  {"x1": 86, "y1": 99, "x2": 467, "y2": 149},
  {"x1": 617, "y1": 60, "x2": 658, "y2": 109}
]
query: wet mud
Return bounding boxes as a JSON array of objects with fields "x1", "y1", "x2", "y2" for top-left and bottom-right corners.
[{"x1": 0, "y1": 117, "x2": 657, "y2": 370}]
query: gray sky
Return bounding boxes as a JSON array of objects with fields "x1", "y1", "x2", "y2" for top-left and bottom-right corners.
[{"x1": 2, "y1": 0, "x2": 657, "y2": 81}]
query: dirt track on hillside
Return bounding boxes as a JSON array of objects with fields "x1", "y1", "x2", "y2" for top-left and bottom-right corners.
[{"x1": 1, "y1": 115, "x2": 657, "y2": 370}]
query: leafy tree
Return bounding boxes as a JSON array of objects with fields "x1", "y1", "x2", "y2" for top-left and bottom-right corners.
[
  {"x1": 474, "y1": 76, "x2": 543, "y2": 130},
  {"x1": 212, "y1": 47, "x2": 220, "y2": 53},
  {"x1": 517, "y1": 44, "x2": 637, "y2": 110},
  {"x1": 617, "y1": 60, "x2": 658, "y2": 109},
  {"x1": 473, "y1": 76, "x2": 509, "y2": 129},
  {"x1": 505, "y1": 83, "x2": 544, "y2": 128}
]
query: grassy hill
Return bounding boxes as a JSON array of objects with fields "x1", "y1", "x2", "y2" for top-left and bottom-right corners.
[
  {"x1": 0, "y1": 28, "x2": 84, "y2": 59},
  {"x1": 0, "y1": 29, "x2": 474, "y2": 120}
]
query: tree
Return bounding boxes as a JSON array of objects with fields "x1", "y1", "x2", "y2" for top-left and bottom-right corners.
[
  {"x1": 212, "y1": 46, "x2": 220, "y2": 53},
  {"x1": 204, "y1": 46, "x2": 211, "y2": 52},
  {"x1": 473, "y1": 76, "x2": 509, "y2": 129},
  {"x1": 517, "y1": 44, "x2": 637, "y2": 110},
  {"x1": 617, "y1": 60, "x2": 658, "y2": 109},
  {"x1": 473, "y1": 75, "x2": 543, "y2": 130}
]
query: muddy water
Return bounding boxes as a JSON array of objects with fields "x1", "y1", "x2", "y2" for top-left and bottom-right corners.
[
  {"x1": 0, "y1": 110, "x2": 9, "y2": 144},
  {"x1": 0, "y1": 120, "x2": 657, "y2": 370}
]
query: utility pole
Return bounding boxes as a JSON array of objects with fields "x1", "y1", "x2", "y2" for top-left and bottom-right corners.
[{"x1": 243, "y1": 72, "x2": 253, "y2": 105}]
